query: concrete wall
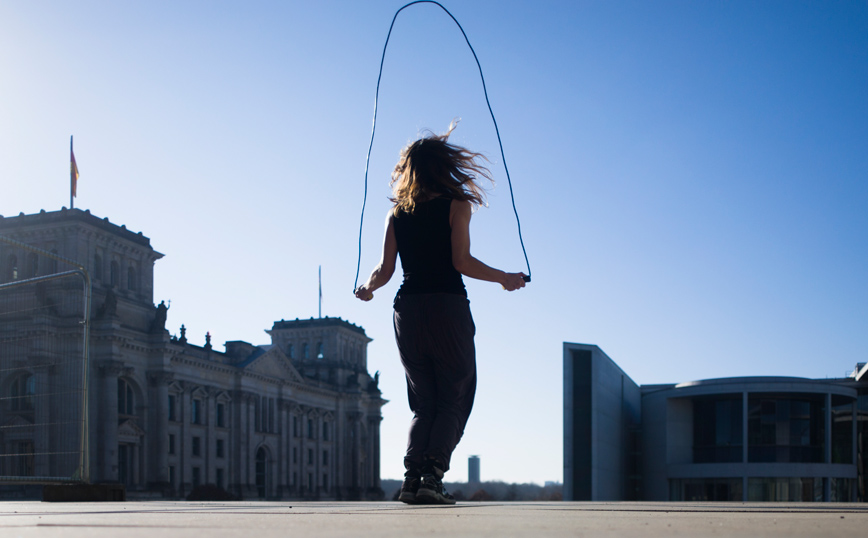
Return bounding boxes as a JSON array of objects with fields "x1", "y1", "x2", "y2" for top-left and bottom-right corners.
[{"x1": 564, "y1": 343, "x2": 640, "y2": 500}]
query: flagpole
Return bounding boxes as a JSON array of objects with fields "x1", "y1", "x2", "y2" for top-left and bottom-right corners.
[
  {"x1": 70, "y1": 136, "x2": 74, "y2": 209},
  {"x1": 318, "y1": 265, "x2": 322, "y2": 319}
]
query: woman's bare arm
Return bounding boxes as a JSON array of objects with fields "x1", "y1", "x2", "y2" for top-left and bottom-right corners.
[
  {"x1": 450, "y1": 200, "x2": 526, "y2": 291},
  {"x1": 355, "y1": 212, "x2": 398, "y2": 300}
]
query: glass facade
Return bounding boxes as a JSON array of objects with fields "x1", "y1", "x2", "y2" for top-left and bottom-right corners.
[
  {"x1": 693, "y1": 396, "x2": 743, "y2": 463},
  {"x1": 670, "y1": 478, "x2": 742, "y2": 501},
  {"x1": 858, "y1": 392, "x2": 868, "y2": 502},
  {"x1": 747, "y1": 395, "x2": 824, "y2": 463},
  {"x1": 831, "y1": 395, "x2": 854, "y2": 464},
  {"x1": 831, "y1": 478, "x2": 854, "y2": 502},
  {"x1": 748, "y1": 477, "x2": 822, "y2": 502}
]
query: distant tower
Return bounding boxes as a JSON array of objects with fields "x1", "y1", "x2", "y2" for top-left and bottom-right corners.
[{"x1": 468, "y1": 455, "x2": 480, "y2": 484}]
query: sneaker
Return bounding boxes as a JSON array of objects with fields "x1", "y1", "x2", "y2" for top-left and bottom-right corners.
[
  {"x1": 415, "y1": 473, "x2": 456, "y2": 505},
  {"x1": 398, "y1": 475, "x2": 420, "y2": 504}
]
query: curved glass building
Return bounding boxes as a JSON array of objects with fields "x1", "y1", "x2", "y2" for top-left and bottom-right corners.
[{"x1": 563, "y1": 343, "x2": 866, "y2": 502}]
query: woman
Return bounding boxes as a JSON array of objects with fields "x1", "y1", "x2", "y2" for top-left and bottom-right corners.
[{"x1": 355, "y1": 123, "x2": 526, "y2": 504}]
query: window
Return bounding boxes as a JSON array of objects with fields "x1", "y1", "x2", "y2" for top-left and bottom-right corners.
[
  {"x1": 216, "y1": 439, "x2": 225, "y2": 458},
  {"x1": 168, "y1": 394, "x2": 177, "y2": 421},
  {"x1": 127, "y1": 266, "x2": 137, "y2": 291},
  {"x1": 48, "y1": 250, "x2": 58, "y2": 273},
  {"x1": 747, "y1": 477, "x2": 822, "y2": 502},
  {"x1": 832, "y1": 395, "x2": 855, "y2": 464},
  {"x1": 748, "y1": 395, "x2": 824, "y2": 463},
  {"x1": 288, "y1": 344, "x2": 294, "y2": 358},
  {"x1": 216, "y1": 403, "x2": 225, "y2": 427},
  {"x1": 323, "y1": 473, "x2": 328, "y2": 491},
  {"x1": 308, "y1": 448, "x2": 313, "y2": 465},
  {"x1": 322, "y1": 450, "x2": 328, "y2": 466},
  {"x1": 26, "y1": 253, "x2": 38, "y2": 278},
  {"x1": 216, "y1": 468, "x2": 224, "y2": 489},
  {"x1": 317, "y1": 342, "x2": 323, "y2": 359},
  {"x1": 308, "y1": 418, "x2": 314, "y2": 439},
  {"x1": 6, "y1": 254, "x2": 18, "y2": 281},
  {"x1": 192, "y1": 399, "x2": 202, "y2": 424},
  {"x1": 110, "y1": 260, "x2": 119, "y2": 287},
  {"x1": 293, "y1": 416, "x2": 298, "y2": 437},
  {"x1": 11, "y1": 374, "x2": 35, "y2": 411},
  {"x1": 303, "y1": 343, "x2": 309, "y2": 359},
  {"x1": 12, "y1": 441, "x2": 34, "y2": 476},
  {"x1": 192, "y1": 467, "x2": 201, "y2": 488},
  {"x1": 293, "y1": 447, "x2": 298, "y2": 464},
  {"x1": 671, "y1": 478, "x2": 743, "y2": 501},
  {"x1": 255, "y1": 397, "x2": 261, "y2": 431},
  {"x1": 168, "y1": 465, "x2": 175, "y2": 487},
  {"x1": 94, "y1": 254, "x2": 103, "y2": 280},
  {"x1": 693, "y1": 396, "x2": 743, "y2": 463},
  {"x1": 192, "y1": 436, "x2": 201, "y2": 457},
  {"x1": 268, "y1": 398, "x2": 275, "y2": 433},
  {"x1": 168, "y1": 434, "x2": 175, "y2": 455},
  {"x1": 118, "y1": 378, "x2": 134, "y2": 416},
  {"x1": 322, "y1": 421, "x2": 329, "y2": 441}
]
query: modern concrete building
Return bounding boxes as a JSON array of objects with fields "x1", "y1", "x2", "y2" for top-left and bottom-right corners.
[
  {"x1": 564, "y1": 342, "x2": 868, "y2": 502},
  {"x1": 0, "y1": 208, "x2": 386, "y2": 500}
]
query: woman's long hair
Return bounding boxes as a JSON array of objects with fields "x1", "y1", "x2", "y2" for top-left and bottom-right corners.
[{"x1": 390, "y1": 121, "x2": 492, "y2": 215}]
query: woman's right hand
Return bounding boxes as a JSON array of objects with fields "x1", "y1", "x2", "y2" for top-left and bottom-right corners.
[
  {"x1": 355, "y1": 286, "x2": 374, "y2": 301},
  {"x1": 501, "y1": 272, "x2": 527, "y2": 292}
]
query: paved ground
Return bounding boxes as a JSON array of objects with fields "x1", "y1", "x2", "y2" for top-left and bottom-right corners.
[{"x1": 1, "y1": 501, "x2": 867, "y2": 537}]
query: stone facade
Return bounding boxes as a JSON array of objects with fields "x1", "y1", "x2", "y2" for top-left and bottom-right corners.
[{"x1": 0, "y1": 208, "x2": 385, "y2": 499}]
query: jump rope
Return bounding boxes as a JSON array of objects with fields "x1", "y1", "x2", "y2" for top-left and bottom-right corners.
[{"x1": 353, "y1": 0, "x2": 532, "y2": 295}]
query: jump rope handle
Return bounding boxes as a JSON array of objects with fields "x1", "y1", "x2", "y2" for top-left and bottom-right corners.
[{"x1": 523, "y1": 275, "x2": 531, "y2": 283}]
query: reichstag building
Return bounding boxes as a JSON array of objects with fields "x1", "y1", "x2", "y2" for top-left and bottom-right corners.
[{"x1": 0, "y1": 208, "x2": 385, "y2": 500}]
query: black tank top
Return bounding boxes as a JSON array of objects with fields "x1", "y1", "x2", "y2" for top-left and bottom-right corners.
[{"x1": 393, "y1": 197, "x2": 467, "y2": 297}]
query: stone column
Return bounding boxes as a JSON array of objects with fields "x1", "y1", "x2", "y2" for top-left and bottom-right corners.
[
  {"x1": 349, "y1": 412, "x2": 362, "y2": 494},
  {"x1": 98, "y1": 361, "x2": 123, "y2": 482},
  {"x1": 147, "y1": 371, "x2": 172, "y2": 488},
  {"x1": 315, "y1": 412, "x2": 322, "y2": 497},
  {"x1": 33, "y1": 368, "x2": 51, "y2": 477},
  {"x1": 277, "y1": 399, "x2": 287, "y2": 497}
]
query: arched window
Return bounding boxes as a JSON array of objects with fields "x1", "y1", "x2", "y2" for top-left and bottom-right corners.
[
  {"x1": 303, "y1": 343, "x2": 309, "y2": 359},
  {"x1": 316, "y1": 342, "x2": 324, "y2": 359},
  {"x1": 10, "y1": 374, "x2": 35, "y2": 411},
  {"x1": 287, "y1": 343, "x2": 294, "y2": 358},
  {"x1": 6, "y1": 254, "x2": 18, "y2": 281},
  {"x1": 127, "y1": 267, "x2": 137, "y2": 291},
  {"x1": 117, "y1": 378, "x2": 134, "y2": 416},
  {"x1": 94, "y1": 254, "x2": 103, "y2": 280},
  {"x1": 27, "y1": 253, "x2": 38, "y2": 278},
  {"x1": 110, "y1": 260, "x2": 119, "y2": 287}
]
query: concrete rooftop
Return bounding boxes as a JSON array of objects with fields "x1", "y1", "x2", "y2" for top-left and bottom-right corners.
[{"x1": 2, "y1": 501, "x2": 867, "y2": 538}]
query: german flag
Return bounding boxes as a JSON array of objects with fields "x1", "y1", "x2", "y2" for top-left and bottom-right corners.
[{"x1": 70, "y1": 136, "x2": 79, "y2": 198}]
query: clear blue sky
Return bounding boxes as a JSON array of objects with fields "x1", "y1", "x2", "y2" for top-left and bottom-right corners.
[{"x1": 2, "y1": 0, "x2": 866, "y2": 485}]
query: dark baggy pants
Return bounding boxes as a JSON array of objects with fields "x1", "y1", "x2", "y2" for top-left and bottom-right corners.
[{"x1": 393, "y1": 293, "x2": 477, "y2": 473}]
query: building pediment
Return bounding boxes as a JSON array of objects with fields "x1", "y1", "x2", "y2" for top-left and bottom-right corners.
[
  {"x1": 118, "y1": 419, "x2": 145, "y2": 442},
  {"x1": 3, "y1": 414, "x2": 34, "y2": 428},
  {"x1": 242, "y1": 346, "x2": 304, "y2": 384}
]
